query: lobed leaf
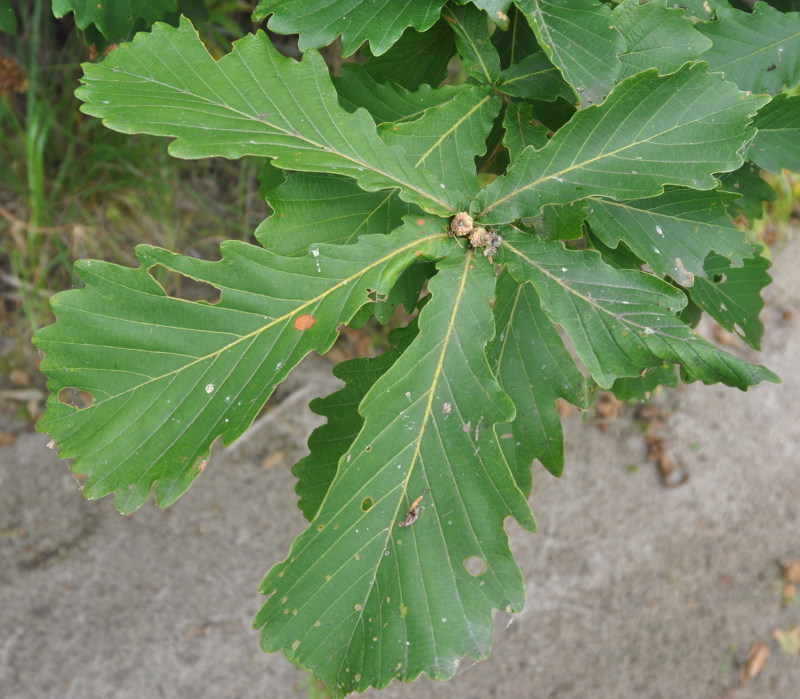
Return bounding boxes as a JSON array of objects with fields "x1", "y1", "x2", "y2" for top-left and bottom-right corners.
[
  {"x1": 52, "y1": 0, "x2": 178, "y2": 41},
  {"x1": 491, "y1": 3, "x2": 540, "y2": 67},
  {"x1": 379, "y1": 85, "x2": 502, "y2": 197},
  {"x1": 76, "y1": 18, "x2": 460, "y2": 215},
  {"x1": 253, "y1": 0, "x2": 444, "y2": 56},
  {"x1": 468, "y1": 0, "x2": 513, "y2": 28},
  {"x1": 687, "y1": 252, "x2": 771, "y2": 349},
  {"x1": 334, "y1": 68, "x2": 462, "y2": 125},
  {"x1": 749, "y1": 93, "x2": 800, "y2": 174},
  {"x1": 518, "y1": 0, "x2": 623, "y2": 107},
  {"x1": 474, "y1": 64, "x2": 769, "y2": 224},
  {"x1": 294, "y1": 322, "x2": 420, "y2": 521},
  {"x1": 502, "y1": 102, "x2": 549, "y2": 160},
  {"x1": 256, "y1": 173, "x2": 418, "y2": 256},
  {"x1": 697, "y1": 1, "x2": 800, "y2": 94},
  {"x1": 500, "y1": 231, "x2": 779, "y2": 389},
  {"x1": 35, "y1": 219, "x2": 453, "y2": 513},
  {"x1": 586, "y1": 188, "x2": 753, "y2": 287},
  {"x1": 255, "y1": 250, "x2": 535, "y2": 697},
  {"x1": 718, "y1": 162, "x2": 776, "y2": 221},
  {"x1": 488, "y1": 270, "x2": 588, "y2": 482},
  {"x1": 357, "y1": 18, "x2": 456, "y2": 90},
  {"x1": 668, "y1": 0, "x2": 732, "y2": 19},
  {"x1": 614, "y1": 0, "x2": 713, "y2": 81},
  {"x1": 496, "y1": 52, "x2": 575, "y2": 100},
  {"x1": 442, "y1": 2, "x2": 502, "y2": 84}
]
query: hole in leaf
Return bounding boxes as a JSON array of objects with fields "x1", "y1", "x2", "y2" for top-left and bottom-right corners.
[
  {"x1": 149, "y1": 265, "x2": 221, "y2": 304},
  {"x1": 361, "y1": 497, "x2": 374, "y2": 512},
  {"x1": 713, "y1": 273, "x2": 727, "y2": 284},
  {"x1": 294, "y1": 313, "x2": 316, "y2": 331},
  {"x1": 464, "y1": 556, "x2": 487, "y2": 576},
  {"x1": 57, "y1": 387, "x2": 93, "y2": 409},
  {"x1": 365, "y1": 287, "x2": 388, "y2": 303}
]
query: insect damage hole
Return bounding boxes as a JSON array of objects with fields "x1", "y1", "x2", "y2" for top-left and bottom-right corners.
[
  {"x1": 361, "y1": 497, "x2": 374, "y2": 512},
  {"x1": 148, "y1": 265, "x2": 222, "y2": 304},
  {"x1": 57, "y1": 387, "x2": 93, "y2": 409},
  {"x1": 464, "y1": 556, "x2": 487, "y2": 576}
]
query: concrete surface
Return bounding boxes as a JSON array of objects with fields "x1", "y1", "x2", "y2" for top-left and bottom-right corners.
[{"x1": 2, "y1": 238, "x2": 799, "y2": 699}]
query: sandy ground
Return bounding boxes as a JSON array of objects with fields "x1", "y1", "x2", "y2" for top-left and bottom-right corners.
[{"x1": 2, "y1": 237, "x2": 799, "y2": 699}]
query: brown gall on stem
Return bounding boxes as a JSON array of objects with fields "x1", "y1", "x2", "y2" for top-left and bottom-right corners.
[{"x1": 450, "y1": 212, "x2": 474, "y2": 237}]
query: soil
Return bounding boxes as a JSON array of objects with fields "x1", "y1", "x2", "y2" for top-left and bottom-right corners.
[{"x1": 1, "y1": 237, "x2": 799, "y2": 699}]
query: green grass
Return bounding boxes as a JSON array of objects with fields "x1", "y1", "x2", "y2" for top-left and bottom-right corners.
[{"x1": 0, "y1": 4, "x2": 265, "y2": 376}]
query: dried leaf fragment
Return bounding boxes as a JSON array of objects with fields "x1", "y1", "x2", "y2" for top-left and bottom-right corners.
[
  {"x1": 741, "y1": 643, "x2": 769, "y2": 683},
  {"x1": 781, "y1": 560, "x2": 800, "y2": 583},
  {"x1": 773, "y1": 626, "x2": 800, "y2": 656}
]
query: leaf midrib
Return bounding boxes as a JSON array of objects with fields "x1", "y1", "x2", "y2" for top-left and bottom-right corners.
[
  {"x1": 89, "y1": 61, "x2": 456, "y2": 214},
  {"x1": 53, "y1": 234, "x2": 448, "y2": 416},
  {"x1": 477, "y1": 86, "x2": 744, "y2": 219},
  {"x1": 268, "y1": 251, "x2": 477, "y2": 635}
]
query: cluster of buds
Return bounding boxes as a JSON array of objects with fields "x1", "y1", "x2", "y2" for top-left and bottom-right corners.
[{"x1": 449, "y1": 212, "x2": 503, "y2": 261}]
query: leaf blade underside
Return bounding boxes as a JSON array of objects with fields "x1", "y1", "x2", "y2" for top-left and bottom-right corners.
[
  {"x1": 474, "y1": 64, "x2": 769, "y2": 224},
  {"x1": 256, "y1": 249, "x2": 535, "y2": 698},
  {"x1": 76, "y1": 18, "x2": 459, "y2": 215},
  {"x1": 500, "y1": 232, "x2": 778, "y2": 389},
  {"x1": 35, "y1": 220, "x2": 453, "y2": 513}
]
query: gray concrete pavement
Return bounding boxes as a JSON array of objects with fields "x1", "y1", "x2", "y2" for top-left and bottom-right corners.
[{"x1": 2, "y1": 239, "x2": 799, "y2": 698}]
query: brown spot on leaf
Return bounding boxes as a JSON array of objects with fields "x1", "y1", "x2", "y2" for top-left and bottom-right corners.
[{"x1": 294, "y1": 314, "x2": 316, "y2": 331}]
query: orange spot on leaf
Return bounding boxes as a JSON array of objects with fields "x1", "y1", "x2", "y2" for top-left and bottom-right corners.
[
  {"x1": 415, "y1": 251, "x2": 422, "y2": 256},
  {"x1": 294, "y1": 314, "x2": 316, "y2": 331},
  {"x1": 417, "y1": 218, "x2": 426, "y2": 226}
]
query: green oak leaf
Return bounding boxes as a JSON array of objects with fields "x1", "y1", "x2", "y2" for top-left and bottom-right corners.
[
  {"x1": 334, "y1": 67, "x2": 463, "y2": 125},
  {"x1": 497, "y1": 52, "x2": 575, "y2": 100},
  {"x1": 502, "y1": 102, "x2": 549, "y2": 160},
  {"x1": 750, "y1": 93, "x2": 800, "y2": 173},
  {"x1": 379, "y1": 85, "x2": 501, "y2": 196},
  {"x1": 499, "y1": 231, "x2": 779, "y2": 389},
  {"x1": 443, "y1": 2, "x2": 502, "y2": 84},
  {"x1": 294, "y1": 321, "x2": 420, "y2": 521},
  {"x1": 256, "y1": 173, "x2": 418, "y2": 256},
  {"x1": 467, "y1": 0, "x2": 513, "y2": 29},
  {"x1": 358, "y1": 18, "x2": 456, "y2": 90},
  {"x1": 586, "y1": 188, "x2": 753, "y2": 287},
  {"x1": 718, "y1": 162, "x2": 776, "y2": 221},
  {"x1": 255, "y1": 250, "x2": 535, "y2": 697},
  {"x1": 611, "y1": 364, "x2": 678, "y2": 401},
  {"x1": 488, "y1": 269, "x2": 589, "y2": 482},
  {"x1": 76, "y1": 17, "x2": 460, "y2": 216},
  {"x1": 492, "y1": 3, "x2": 541, "y2": 67},
  {"x1": 687, "y1": 252, "x2": 771, "y2": 349},
  {"x1": 533, "y1": 202, "x2": 588, "y2": 241},
  {"x1": 34, "y1": 219, "x2": 453, "y2": 514},
  {"x1": 668, "y1": 0, "x2": 732, "y2": 19},
  {"x1": 518, "y1": 0, "x2": 623, "y2": 107},
  {"x1": 253, "y1": 0, "x2": 443, "y2": 56},
  {"x1": 697, "y1": 1, "x2": 800, "y2": 94},
  {"x1": 52, "y1": 0, "x2": 178, "y2": 41},
  {"x1": 614, "y1": 0, "x2": 713, "y2": 81},
  {"x1": 473, "y1": 64, "x2": 769, "y2": 224}
]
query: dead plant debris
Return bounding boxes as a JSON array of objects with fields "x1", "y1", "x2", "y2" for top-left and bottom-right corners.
[
  {"x1": 635, "y1": 404, "x2": 689, "y2": 488},
  {"x1": 741, "y1": 642, "x2": 770, "y2": 683}
]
